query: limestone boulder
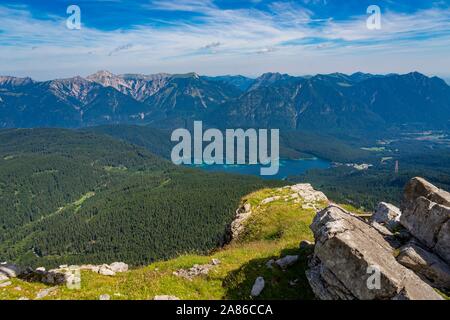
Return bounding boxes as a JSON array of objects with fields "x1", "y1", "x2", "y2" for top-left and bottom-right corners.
[
  {"x1": 371, "y1": 202, "x2": 401, "y2": 231},
  {"x1": 109, "y1": 262, "x2": 128, "y2": 273},
  {"x1": 307, "y1": 205, "x2": 442, "y2": 300},
  {"x1": 397, "y1": 241, "x2": 450, "y2": 290},
  {"x1": 0, "y1": 263, "x2": 22, "y2": 278},
  {"x1": 400, "y1": 177, "x2": 450, "y2": 264},
  {"x1": 251, "y1": 277, "x2": 265, "y2": 297}
]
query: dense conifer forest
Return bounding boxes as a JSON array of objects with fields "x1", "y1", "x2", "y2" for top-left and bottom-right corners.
[{"x1": 0, "y1": 128, "x2": 280, "y2": 268}]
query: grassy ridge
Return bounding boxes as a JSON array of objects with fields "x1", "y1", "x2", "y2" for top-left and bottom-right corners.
[{"x1": 0, "y1": 187, "x2": 326, "y2": 300}]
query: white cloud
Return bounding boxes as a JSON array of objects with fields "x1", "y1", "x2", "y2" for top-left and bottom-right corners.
[{"x1": 0, "y1": 2, "x2": 449, "y2": 79}]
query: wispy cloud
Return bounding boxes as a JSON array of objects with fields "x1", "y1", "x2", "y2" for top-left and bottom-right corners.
[{"x1": 0, "y1": 1, "x2": 449, "y2": 79}]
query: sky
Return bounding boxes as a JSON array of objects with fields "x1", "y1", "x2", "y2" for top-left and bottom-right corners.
[{"x1": 0, "y1": 0, "x2": 449, "y2": 80}]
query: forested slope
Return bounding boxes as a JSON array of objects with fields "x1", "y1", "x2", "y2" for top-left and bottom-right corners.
[{"x1": 0, "y1": 128, "x2": 280, "y2": 268}]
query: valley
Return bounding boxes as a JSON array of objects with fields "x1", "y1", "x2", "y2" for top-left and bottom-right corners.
[{"x1": 0, "y1": 70, "x2": 449, "y2": 301}]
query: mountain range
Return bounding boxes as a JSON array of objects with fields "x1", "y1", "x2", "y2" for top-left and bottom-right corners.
[{"x1": 1, "y1": 71, "x2": 449, "y2": 133}]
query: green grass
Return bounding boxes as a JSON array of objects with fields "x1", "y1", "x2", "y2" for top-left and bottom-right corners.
[
  {"x1": 339, "y1": 203, "x2": 370, "y2": 216},
  {"x1": 0, "y1": 186, "x2": 326, "y2": 300}
]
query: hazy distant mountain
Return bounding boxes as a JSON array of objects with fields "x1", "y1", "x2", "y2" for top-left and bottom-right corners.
[
  {"x1": 1, "y1": 71, "x2": 449, "y2": 132},
  {"x1": 247, "y1": 72, "x2": 297, "y2": 91},
  {"x1": 0, "y1": 76, "x2": 35, "y2": 89},
  {"x1": 87, "y1": 71, "x2": 241, "y2": 128},
  {"x1": 0, "y1": 75, "x2": 148, "y2": 128},
  {"x1": 213, "y1": 71, "x2": 450, "y2": 133},
  {"x1": 204, "y1": 75, "x2": 255, "y2": 91},
  {"x1": 143, "y1": 72, "x2": 241, "y2": 127}
]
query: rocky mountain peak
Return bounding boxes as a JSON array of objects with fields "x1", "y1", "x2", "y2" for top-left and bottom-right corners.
[
  {"x1": 87, "y1": 70, "x2": 120, "y2": 85},
  {"x1": 0, "y1": 76, "x2": 34, "y2": 88},
  {"x1": 86, "y1": 71, "x2": 171, "y2": 101},
  {"x1": 89, "y1": 70, "x2": 114, "y2": 78}
]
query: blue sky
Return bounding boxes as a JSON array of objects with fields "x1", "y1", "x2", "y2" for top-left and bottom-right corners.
[{"x1": 0, "y1": 0, "x2": 449, "y2": 80}]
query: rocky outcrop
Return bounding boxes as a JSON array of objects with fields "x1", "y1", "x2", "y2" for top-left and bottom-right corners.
[
  {"x1": 401, "y1": 177, "x2": 450, "y2": 264},
  {"x1": 0, "y1": 263, "x2": 22, "y2": 278},
  {"x1": 109, "y1": 262, "x2": 129, "y2": 273},
  {"x1": 275, "y1": 255, "x2": 299, "y2": 269},
  {"x1": 307, "y1": 205, "x2": 442, "y2": 300},
  {"x1": 306, "y1": 177, "x2": 450, "y2": 299},
  {"x1": 289, "y1": 184, "x2": 328, "y2": 204},
  {"x1": 397, "y1": 241, "x2": 450, "y2": 289},
  {"x1": 370, "y1": 202, "x2": 401, "y2": 231},
  {"x1": 229, "y1": 183, "x2": 328, "y2": 241},
  {"x1": 230, "y1": 202, "x2": 252, "y2": 240},
  {"x1": 173, "y1": 259, "x2": 220, "y2": 280},
  {"x1": 0, "y1": 262, "x2": 129, "y2": 286}
]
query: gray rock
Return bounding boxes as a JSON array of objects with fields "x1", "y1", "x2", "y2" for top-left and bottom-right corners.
[
  {"x1": 251, "y1": 277, "x2": 265, "y2": 297},
  {"x1": 307, "y1": 205, "x2": 442, "y2": 300},
  {"x1": 400, "y1": 177, "x2": 450, "y2": 264},
  {"x1": 265, "y1": 259, "x2": 275, "y2": 269},
  {"x1": 275, "y1": 255, "x2": 299, "y2": 269},
  {"x1": 0, "y1": 281, "x2": 12, "y2": 288},
  {"x1": 99, "y1": 294, "x2": 111, "y2": 300},
  {"x1": 154, "y1": 295, "x2": 180, "y2": 300},
  {"x1": 299, "y1": 240, "x2": 314, "y2": 250},
  {"x1": 36, "y1": 287, "x2": 57, "y2": 299},
  {"x1": 370, "y1": 221, "x2": 393, "y2": 237},
  {"x1": 290, "y1": 184, "x2": 328, "y2": 203},
  {"x1": 261, "y1": 196, "x2": 281, "y2": 205},
  {"x1": 397, "y1": 242, "x2": 450, "y2": 290},
  {"x1": 306, "y1": 257, "x2": 354, "y2": 300},
  {"x1": 370, "y1": 221, "x2": 402, "y2": 248},
  {"x1": 0, "y1": 274, "x2": 9, "y2": 282},
  {"x1": 230, "y1": 203, "x2": 253, "y2": 240},
  {"x1": 0, "y1": 263, "x2": 22, "y2": 278},
  {"x1": 42, "y1": 270, "x2": 68, "y2": 285},
  {"x1": 435, "y1": 220, "x2": 450, "y2": 265},
  {"x1": 173, "y1": 260, "x2": 220, "y2": 280},
  {"x1": 402, "y1": 177, "x2": 450, "y2": 207},
  {"x1": 396, "y1": 228, "x2": 413, "y2": 242},
  {"x1": 109, "y1": 262, "x2": 128, "y2": 273},
  {"x1": 98, "y1": 265, "x2": 116, "y2": 276},
  {"x1": 211, "y1": 259, "x2": 221, "y2": 266},
  {"x1": 371, "y1": 202, "x2": 401, "y2": 231}
]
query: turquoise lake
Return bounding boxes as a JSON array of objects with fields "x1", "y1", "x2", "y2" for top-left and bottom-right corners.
[{"x1": 188, "y1": 158, "x2": 331, "y2": 180}]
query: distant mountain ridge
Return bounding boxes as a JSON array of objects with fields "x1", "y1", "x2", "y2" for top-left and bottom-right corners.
[{"x1": 1, "y1": 71, "x2": 449, "y2": 132}]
